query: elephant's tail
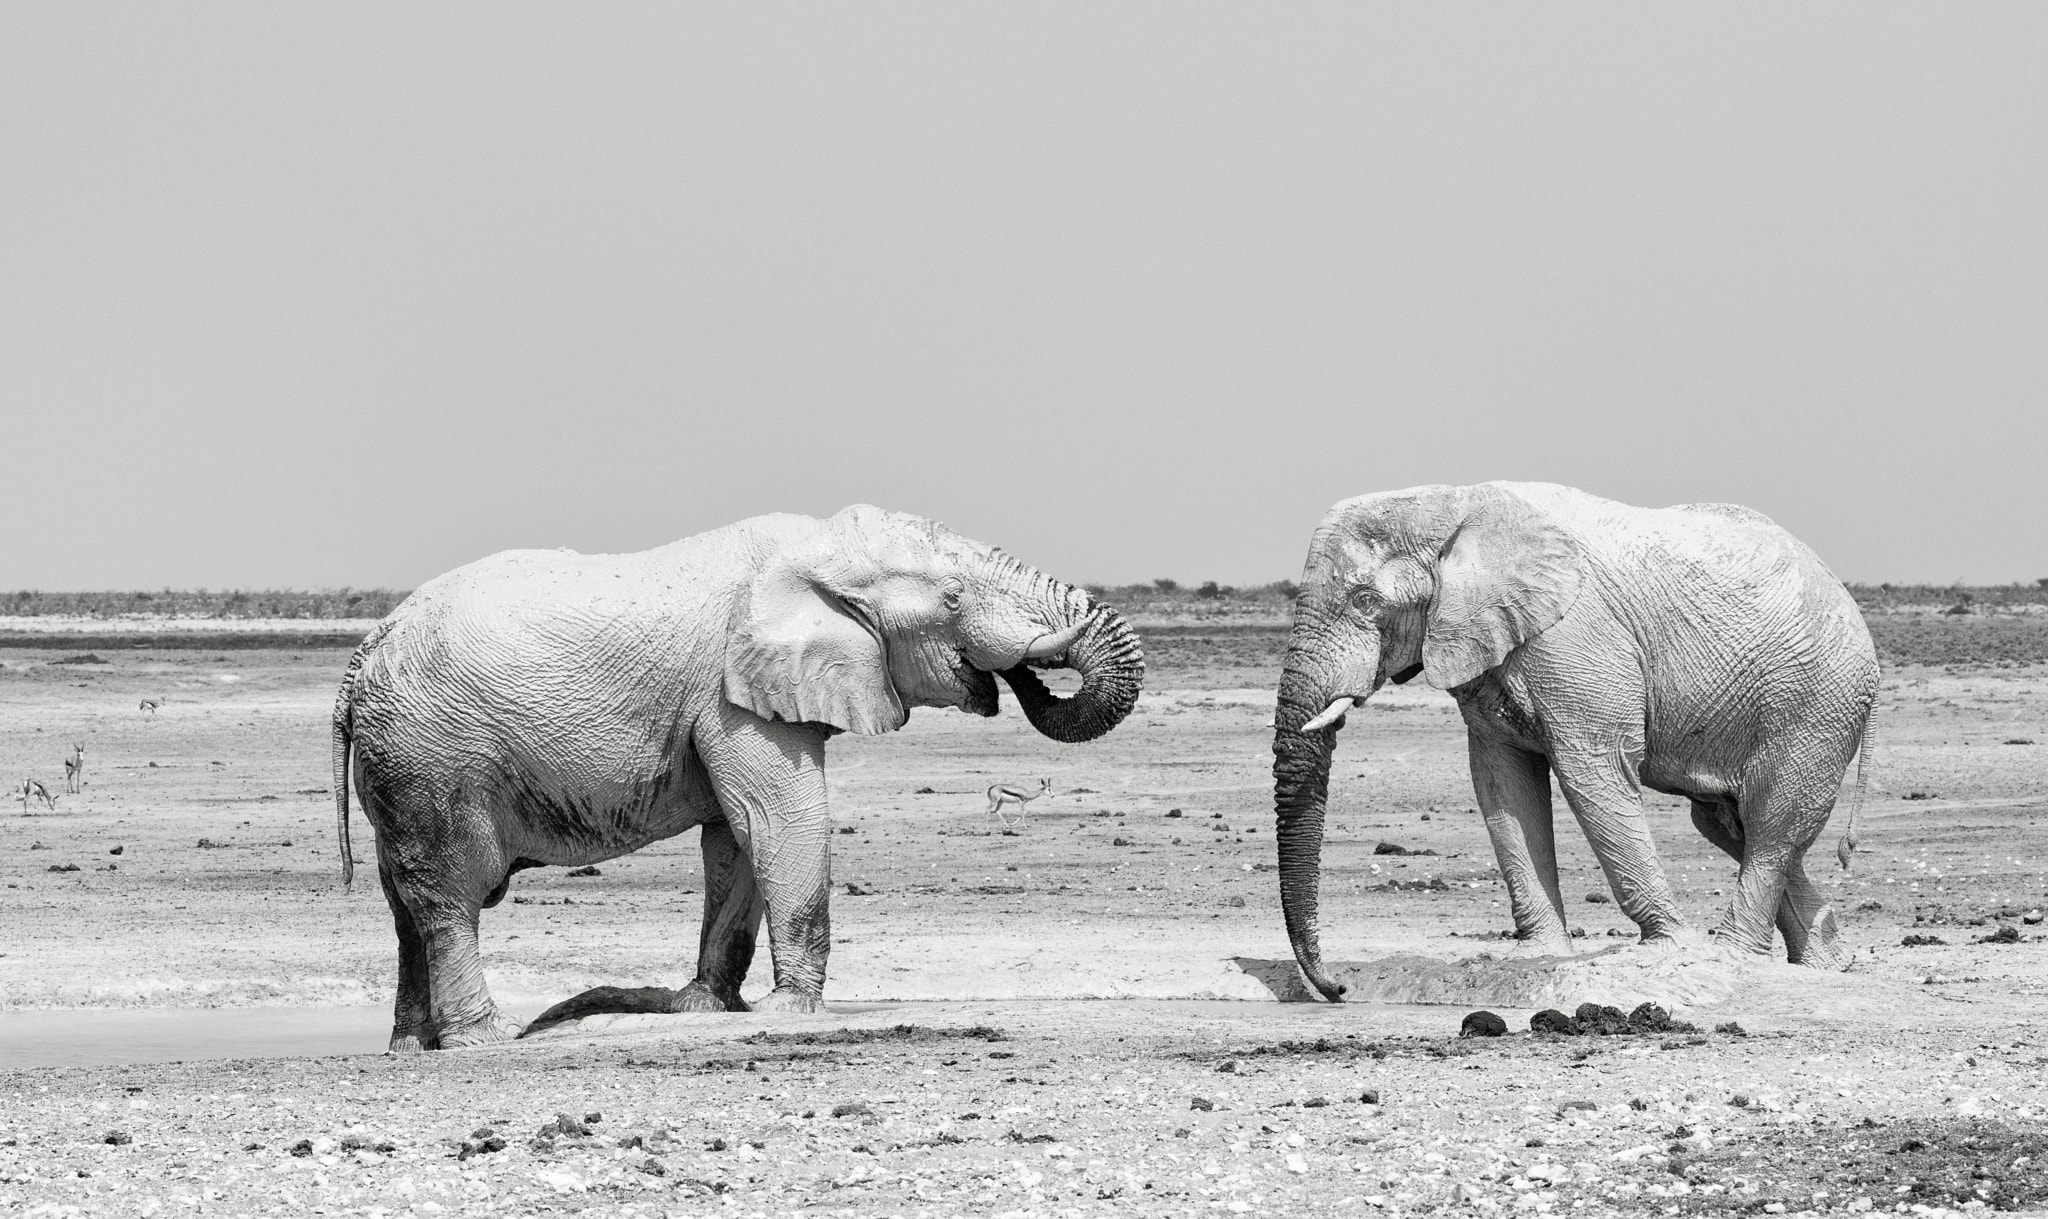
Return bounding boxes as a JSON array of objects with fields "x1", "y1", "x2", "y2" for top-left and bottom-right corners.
[
  {"x1": 332, "y1": 620, "x2": 392, "y2": 892},
  {"x1": 1835, "y1": 708, "x2": 1878, "y2": 870}
]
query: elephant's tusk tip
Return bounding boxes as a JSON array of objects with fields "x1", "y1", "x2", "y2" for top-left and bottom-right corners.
[{"x1": 1298, "y1": 696, "x2": 1359, "y2": 734}]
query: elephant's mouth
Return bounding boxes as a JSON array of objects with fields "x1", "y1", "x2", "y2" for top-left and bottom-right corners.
[{"x1": 958, "y1": 657, "x2": 1001, "y2": 717}]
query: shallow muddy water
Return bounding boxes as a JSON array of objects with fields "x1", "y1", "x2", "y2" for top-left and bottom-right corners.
[{"x1": 0, "y1": 1005, "x2": 395, "y2": 1069}]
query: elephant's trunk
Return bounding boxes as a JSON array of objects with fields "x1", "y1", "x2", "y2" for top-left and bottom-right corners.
[
  {"x1": 1272, "y1": 631, "x2": 1378, "y2": 1002},
  {"x1": 997, "y1": 591, "x2": 1144, "y2": 745}
]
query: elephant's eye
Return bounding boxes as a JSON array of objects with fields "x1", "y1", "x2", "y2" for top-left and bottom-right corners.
[
  {"x1": 1347, "y1": 585, "x2": 1378, "y2": 613},
  {"x1": 941, "y1": 583, "x2": 963, "y2": 612}
]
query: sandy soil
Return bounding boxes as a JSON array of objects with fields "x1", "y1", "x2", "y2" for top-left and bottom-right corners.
[{"x1": 2, "y1": 630, "x2": 2046, "y2": 1216}]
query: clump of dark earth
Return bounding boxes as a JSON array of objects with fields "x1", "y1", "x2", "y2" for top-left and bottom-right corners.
[
  {"x1": 289, "y1": 1140, "x2": 313, "y2": 1157},
  {"x1": 195, "y1": 839, "x2": 224, "y2": 849},
  {"x1": 914, "y1": 786, "x2": 936, "y2": 794},
  {"x1": 1216, "y1": 1060, "x2": 1237, "y2": 1073},
  {"x1": 1715, "y1": 1021, "x2": 1747, "y2": 1036},
  {"x1": 835, "y1": 826, "x2": 855, "y2": 835},
  {"x1": 1189, "y1": 1097, "x2": 1215, "y2": 1112},
  {"x1": 1359, "y1": 1089, "x2": 1380, "y2": 1104},
  {"x1": 1460, "y1": 1010, "x2": 1508, "y2": 1038},
  {"x1": 1584, "y1": 891, "x2": 1612, "y2": 904},
  {"x1": 1530, "y1": 1003, "x2": 1695, "y2": 1037},
  {"x1": 565, "y1": 865, "x2": 601, "y2": 877},
  {"x1": 49, "y1": 654, "x2": 109, "y2": 665},
  {"x1": 1903, "y1": 934, "x2": 1949, "y2": 946},
  {"x1": 1372, "y1": 876, "x2": 1451, "y2": 892},
  {"x1": 340, "y1": 1133, "x2": 395, "y2": 1153},
  {"x1": 47, "y1": 864, "x2": 79, "y2": 873},
  {"x1": 108, "y1": 846, "x2": 122, "y2": 855},
  {"x1": 1165, "y1": 808, "x2": 1182, "y2": 818},
  {"x1": 1903, "y1": 791, "x2": 1936, "y2": 800},
  {"x1": 742, "y1": 1024, "x2": 1004, "y2": 1047},
  {"x1": 843, "y1": 882, "x2": 878, "y2": 896},
  {"x1": 457, "y1": 1128, "x2": 507, "y2": 1161},
  {"x1": 1112, "y1": 837, "x2": 1132, "y2": 846},
  {"x1": 831, "y1": 1103, "x2": 871, "y2": 1118},
  {"x1": 541, "y1": 1113, "x2": 590, "y2": 1138},
  {"x1": 101, "y1": 1131, "x2": 131, "y2": 1146},
  {"x1": 1558, "y1": 1100, "x2": 1597, "y2": 1115},
  {"x1": 1976, "y1": 925, "x2": 2022, "y2": 944},
  {"x1": 1373, "y1": 842, "x2": 1438, "y2": 856}
]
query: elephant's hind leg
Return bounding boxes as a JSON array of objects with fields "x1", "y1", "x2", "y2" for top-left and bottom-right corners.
[
  {"x1": 673, "y1": 817, "x2": 764, "y2": 1012},
  {"x1": 378, "y1": 857, "x2": 434, "y2": 1053},
  {"x1": 376, "y1": 802, "x2": 524, "y2": 1049}
]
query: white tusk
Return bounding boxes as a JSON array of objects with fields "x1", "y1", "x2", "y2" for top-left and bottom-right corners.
[
  {"x1": 1021, "y1": 619, "x2": 1089, "y2": 661},
  {"x1": 1298, "y1": 696, "x2": 1358, "y2": 734}
]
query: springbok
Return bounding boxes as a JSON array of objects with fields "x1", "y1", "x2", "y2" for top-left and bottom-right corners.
[
  {"x1": 16, "y1": 779, "x2": 55, "y2": 814},
  {"x1": 63, "y1": 743, "x2": 85, "y2": 794},
  {"x1": 985, "y1": 778, "x2": 1053, "y2": 828},
  {"x1": 139, "y1": 698, "x2": 161, "y2": 716}
]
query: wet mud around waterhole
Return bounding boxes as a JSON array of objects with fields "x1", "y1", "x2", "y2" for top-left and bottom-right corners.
[{"x1": 1, "y1": 621, "x2": 2046, "y2": 1215}]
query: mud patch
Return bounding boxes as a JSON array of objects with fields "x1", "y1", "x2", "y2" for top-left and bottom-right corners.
[
  {"x1": 739, "y1": 1023, "x2": 1006, "y2": 1046},
  {"x1": 1639, "y1": 1118, "x2": 2048, "y2": 1213}
]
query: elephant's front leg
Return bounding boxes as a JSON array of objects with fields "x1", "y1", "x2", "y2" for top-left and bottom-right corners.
[
  {"x1": 673, "y1": 817, "x2": 765, "y2": 1012},
  {"x1": 699, "y1": 707, "x2": 833, "y2": 1014},
  {"x1": 1468, "y1": 733, "x2": 1572, "y2": 954},
  {"x1": 1550, "y1": 752, "x2": 1687, "y2": 944}
]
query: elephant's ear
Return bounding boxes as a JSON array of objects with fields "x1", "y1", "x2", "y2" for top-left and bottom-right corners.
[
  {"x1": 1422, "y1": 484, "x2": 1584, "y2": 690},
  {"x1": 725, "y1": 563, "x2": 907, "y2": 735}
]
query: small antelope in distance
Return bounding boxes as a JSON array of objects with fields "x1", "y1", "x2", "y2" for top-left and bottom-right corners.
[
  {"x1": 985, "y1": 778, "x2": 1053, "y2": 827},
  {"x1": 139, "y1": 698, "x2": 161, "y2": 716},
  {"x1": 16, "y1": 779, "x2": 56, "y2": 814},
  {"x1": 63, "y1": 743, "x2": 86, "y2": 793}
]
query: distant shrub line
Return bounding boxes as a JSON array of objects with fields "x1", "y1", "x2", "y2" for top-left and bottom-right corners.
[
  {"x1": 3, "y1": 581, "x2": 2041, "y2": 620},
  {"x1": 1, "y1": 589, "x2": 409, "y2": 619}
]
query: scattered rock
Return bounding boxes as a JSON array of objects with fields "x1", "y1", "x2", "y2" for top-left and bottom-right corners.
[
  {"x1": 565, "y1": 865, "x2": 602, "y2": 878},
  {"x1": 1715, "y1": 1021, "x2": 1747, "y2": 1037},
  {"x1": 1584, "y1": 891, "x2": 1611, "y2": 904},
  {"x1": 47, "y1": 863, "x2": 79, "y2": 873},
  {"x1": 28, "y1": 842, "x2": 48, "y2": 850},
  {"x1": 836, "y1": 826, "x2": 855, "y2": 835},
  {"x1": 1189, "y1": 1097, "x2": 1215, "y2": 1111},
  {"x1": 914, "y1": 786, "x2": 936, "y2": 794},
  {"x1": 1302, "y1": 1096, "x2": 1330, "y2": 1108},
  {"x1": 1903, "y1": 792, "x2": 1936, "y2": 801},
  {"x1": 101, "y1": 1131, "x2": 131, "y2": 1146},
  {"x1": 1372, "y1": 841, "x2": 1437, "y2": 856},
  {"x1": 2005, "y1": 738, "x2": 2036, "y2": 746},
  {"x1": 843, "y1": 882, "x2": 878, "y2": 896},
  {"x1": 1166, "y1": 809, "x2": 1182, "y2": 818},
  {"x1": 1901, "y1": 934, "x2": 1948, "y2": 947},
  {"x1": 1225, "y1": 895, "x2": 1245, "y2": 908},
  {"x1": 289, "y1": 1140, "x2": 313, "y2": 1158},
  {"x1": 1855, "y1": 899, "x2": 1883, "y2": 912},
  {"x1": 1976, "y1": 925, "x2": 2022, "y2": 945},
  {"x1": 108, "y1": 846, "x2": 122, "y2": 856},
  {"x1": 1459, "y1": 1010, "x2": 1507, "y2": 1038},
  {"x1": 1112, "y1": 838, "x2": 1131, "y2": 847},
  {"x1": 1359, "y1": 1089, "x2": 1380, "y2": 1105},
  {"x1": 1559, "y1": 1099, "x2": 1598, "y2": 1115},
  {"x1": 195, "y1": 838, "x2": 224, "y2": 849},
  {"x1": 831, "y1": 1103, "x2": 871, "y2": 1118},
  {"x1": 1216, "y1": 1060, "x2": 1237, "y2": 1073},
  {"x1": 2026, "y1": 910, "x2": 2044, "y2": 926}
]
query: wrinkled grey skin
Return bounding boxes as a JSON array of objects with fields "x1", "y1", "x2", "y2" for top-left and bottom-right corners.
[
  {"x1": 333, "y1": 505, "x2": 1142, "y2": 1050},
  {"x1": 1273, "y1": 482, "x2": 1877, "y2": 1001}
]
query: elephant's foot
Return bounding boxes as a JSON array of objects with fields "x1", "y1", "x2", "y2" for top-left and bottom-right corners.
[
  {"x1": 671, "y1": 981, "x2": 748, "y2": 1013},
  {"x1": 437, "y1": 1011, "x2": 524, "y2": 1049},
  {"x1": 1505, "y1": 932, "x2": 1578, "y2": 961},
  {"x1": 750, "y1": 987, "x2": 822, "y2": 1015},
  {"x1": 1786, "y1": 906, "x2": 1851, "y2": 971},
  {"x1": 387, "y1": 1030, "x2": 432, "y2": 1054}
]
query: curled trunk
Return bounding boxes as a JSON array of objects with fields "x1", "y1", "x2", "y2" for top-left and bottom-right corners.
[{"x1": 999, "y1": 603, "x2": 1144, "y2": 744}]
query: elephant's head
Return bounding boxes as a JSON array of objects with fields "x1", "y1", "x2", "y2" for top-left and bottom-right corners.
[
  {"x1": 1273, "y1": 483, "x2": 1582, "y2": 1000},
  {"x1": 725, "y1": 505, "x2": 1143, "y2": 742}
]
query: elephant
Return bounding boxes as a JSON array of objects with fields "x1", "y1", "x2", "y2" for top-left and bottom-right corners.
[
  {"x1": 331, "y1": 505, "x2": 1143, "y2": 1050},
  {"x1": 1270, "y1": 482, "x2": 1877, "y2": 1001}
]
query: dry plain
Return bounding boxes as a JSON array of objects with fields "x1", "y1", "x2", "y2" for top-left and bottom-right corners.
[{"x1": 1, "y1": 612, "x2": 2047, "y2": 1217}]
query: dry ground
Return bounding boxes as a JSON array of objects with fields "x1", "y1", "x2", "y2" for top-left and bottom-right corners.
[{"x1": 1, "y1": 624, "x2": 2046, "y2": 1217}]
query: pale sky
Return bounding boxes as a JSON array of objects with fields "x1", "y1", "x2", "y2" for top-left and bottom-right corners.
[{"x1": 2, "y1": 6, "x2": 2043, "y2": 590}]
